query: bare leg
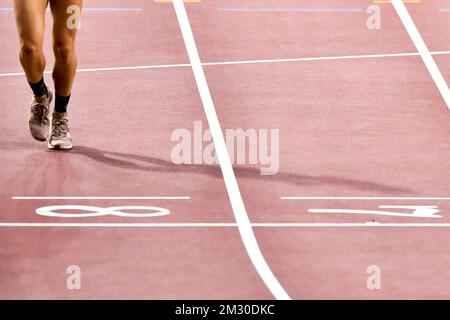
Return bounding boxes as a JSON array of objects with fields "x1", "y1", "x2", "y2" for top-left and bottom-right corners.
[
  {"x1": 50, "y1": 0, "x2": 83, "y2": 97},
  {"x1": 47, "y1": 0, "x2": 82, "y2": 150},
  {"x1": 13, "y1": 0, "x2": 48, "y2": 83}
]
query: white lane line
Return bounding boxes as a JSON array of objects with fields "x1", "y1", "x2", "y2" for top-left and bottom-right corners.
[
  {"x1": 2, "y1": 222, "x2": 450, "y2": 228},
  {"x1": 309, "y1": 209, "x2": 442, "y2": 218},
  {"x1": 81, "y1": 8, "x2": 144, "y2": 12},
  {"x1": 0, "y1": 63, "x2": 191, "y2": 77},
  {"x1": 2, "y1": 51, "x2": 450, "y2": 78},
  {"x1": 202, "y1": 51, "x2": 421, "y2": 66},
  {"x1": 392, "y1": 0, "x2": 450, "y2": 111},
  {"x1": 281, "y1": 197, "x2": 450, "y2": 200},
  {"x1": 217, "y1": 8, "x2": 364, "y2": 13},
  {"x1": 75, "y1": 63, "x2": 191, "y2": 73},
  {"x1": 0, "y1": 7, "x2": 144, "y2": 12},
  {"x1": 172, "y1": 0, "x2": 290, "y2": 300},
  {"x1": 12, "y1": 196, "x2": 190, "y2": 200}
]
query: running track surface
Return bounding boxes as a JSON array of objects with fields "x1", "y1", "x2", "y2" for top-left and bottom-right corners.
[{"x1": 0, "y1": 0, "x2": 449, "y2": 299}]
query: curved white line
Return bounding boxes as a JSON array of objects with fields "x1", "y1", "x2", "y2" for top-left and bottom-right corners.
[
  {"x1": 172, "y1": 0, "x2": 290, "y2": 300},
  {"x1": 107, "y1": 206, "x2": 170, "y2": 217},
  {"x1": 35, "y1": 205, "x2": 171, "y2": 218},
  {"x1": 36, "y1": 205, "x2": 107, "y2": 218}
]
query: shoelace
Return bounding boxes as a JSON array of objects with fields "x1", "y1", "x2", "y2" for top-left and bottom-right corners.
[
  {"x1": 31, "y1": 101, "x2": 49, "y2": 124},
  {"x1": 51, "y1": 119, "x2": 68, "y2": 139}
]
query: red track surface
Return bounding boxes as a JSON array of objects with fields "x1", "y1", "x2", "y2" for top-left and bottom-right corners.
[{"x1": 0, "y1": 0, "x2": 449, "y2": 299}]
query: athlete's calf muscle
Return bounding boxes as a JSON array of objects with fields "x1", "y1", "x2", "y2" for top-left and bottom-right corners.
[{"x1": 13, "y1": 0, "x2": 48, "y2": 82}]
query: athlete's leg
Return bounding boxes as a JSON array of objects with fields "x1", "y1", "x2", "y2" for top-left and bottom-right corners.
[
  {"x1": 14, "y1": 0, "x2": 53, "y2": 142},
  {"x1": 50, "y1": 0, "x2": 82, "y2": 105},
  {"x1": 13, "y1": 0, "x2": 48, "y2": 84},
  {"x1": 48, "y1": 0, "x2": 82, "y2": 150}
]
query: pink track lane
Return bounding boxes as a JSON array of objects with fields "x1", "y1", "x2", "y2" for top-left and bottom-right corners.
[
  {"x1": 0, "y1": 0, "x2": 273, "y2": 299},
  {"x1": 407, "y1": 0, "x2": 450, "y2": 52},
  {"x1": 1, "y1": 0, "x2": 450, "y2": 299},
  {"x1": 0, "y1": 65, "x2": 236, "y2": 224},
  {"x1": 406, "y1": 0, "x2": 450, "y2": 84},
  {"x1": 186, "y1": 0, "x2": 416, "y2": 62},
  {"x1": 255, "y1": 228, "x2": 450, "y2": 299},
  {"x1": 188, "y1": 0, "x2": 450, "y2": 298},
  {"x1": 204, "y1": 58, "x2": 450, "y2": 222},
  {"x1": 0, "y1": 228, "x2": 271, "y2": 299}
]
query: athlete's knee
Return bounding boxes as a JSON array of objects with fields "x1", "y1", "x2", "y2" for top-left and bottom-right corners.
[
  {"x1": 53, "y1": 41, "x2": 75, "y2": 62},
  {"x1": 20, "y1": 42, "x2": 43, "y2": 59}
]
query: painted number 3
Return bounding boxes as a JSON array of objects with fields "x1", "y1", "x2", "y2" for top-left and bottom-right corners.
[{"x1": 36, "y1": 206, "x2": 170, "y2": 218}]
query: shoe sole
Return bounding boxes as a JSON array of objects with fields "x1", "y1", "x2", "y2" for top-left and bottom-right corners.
[
  {"x1": 29, "y1": 91, "x2": 53, "y2": 142},
  {"x1": 29, "y1": 129, "x2": 48, "y2": 142},
  {"x1": 48, "y1": 143, "x2": 73, "y2": 151}
]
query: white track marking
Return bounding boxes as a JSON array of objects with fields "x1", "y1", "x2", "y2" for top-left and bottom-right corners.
[
  {"x1": 202, "y1": 52, "x2": 422, "y2": 66},
  {"x1": 12, "y1": 196, "x2": 190, "y2": 200},
  {"x1": 392, "y1": 0, "x2": 450, "y2": 110},
  {"x1": 217, "y1": 8, "x2": 364, "y2": 13},
  {"x1": 80, "y1": 8, "x2": 144, "y2": 12},
  {"x1": 2, "y1": 51, "x2": 450, "y2": 77},
  {"x1": 2, "y1": 222, "x2": 450, "y2": 228},
  {"x1": 35, "y1": 205, "x2": 170, "y2": 218},
  {"x1": 75, "y1": 63, "x2": 190, "y2": 73},
  {"x1": 172, "y1": 0, "x2": 290, "y2": 300},
  {"x1": 281, "y1": 197, "x2": 450, "y2": 200},
  {"x1": 309, "y1": 209, "x2": 442, "y2": 218},
  {"x1": 0, "y1": 63, "x2": 191, "y2": 77},
  {"x1": 0, "y1": 63, "x2": 192, "y2": 77},
  {"x1": 0, "y1": 7, "x2": 144, "y2": 12}
]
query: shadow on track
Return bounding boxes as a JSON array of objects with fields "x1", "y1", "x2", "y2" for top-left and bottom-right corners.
[{"x1": 0, "y1": 140, "x2": 412, "y2": 194}]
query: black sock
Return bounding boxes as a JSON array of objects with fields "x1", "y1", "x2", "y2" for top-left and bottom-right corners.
[
  {"x1": 54, "y1": 94, "x2": 70, "y2": 113},
  {"x1": 28, "y1": 77, "x2": 48, "y2": 98}
]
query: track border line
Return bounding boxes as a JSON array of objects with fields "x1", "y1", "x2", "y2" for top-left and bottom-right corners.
[
  {"x1": 281, "y1": 197, "x2": 450, "y2": 200},
  {"x1": 2, "y1": 51, "x2": 450, "y2": 77},
  {"x1": 12, "y1": 196, "x2": 190, "y2": 200},
  {"x1": 172, "y1": 0, "x2": 290, "y2": 300},
  {"x1": 2, "y1": 222, "x2": 450, "y2": 228}
]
